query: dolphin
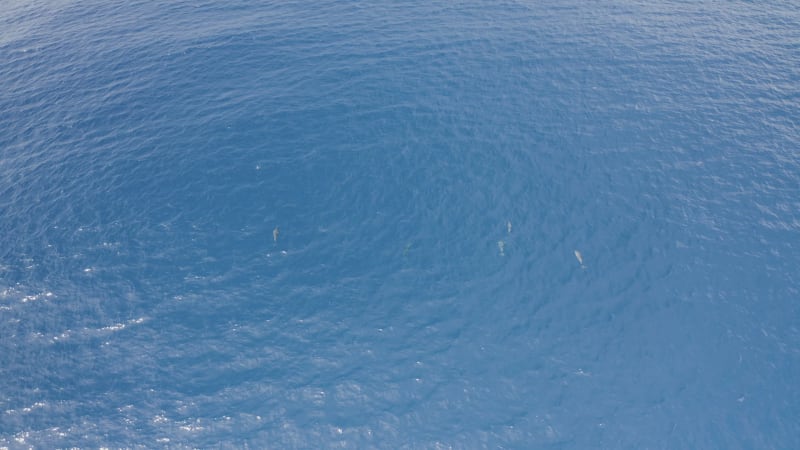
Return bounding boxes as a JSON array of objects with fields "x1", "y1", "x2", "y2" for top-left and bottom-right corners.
[{"x1": 574, "y1": 250, "x2": 586, "y2": 269}]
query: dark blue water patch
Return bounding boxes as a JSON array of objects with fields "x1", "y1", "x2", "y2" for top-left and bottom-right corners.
[{"x1": 2, "y1": 0, "x2": 800, "y2": 448}]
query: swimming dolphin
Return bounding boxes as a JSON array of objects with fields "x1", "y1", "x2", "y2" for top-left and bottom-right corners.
[{"x1": 574, "y1": 250, "x2": 586, "y2": 269}]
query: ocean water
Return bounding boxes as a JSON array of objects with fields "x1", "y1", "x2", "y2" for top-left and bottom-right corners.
[{"x1": 1, "y1": 0, "x2": 799, "y2": 447}]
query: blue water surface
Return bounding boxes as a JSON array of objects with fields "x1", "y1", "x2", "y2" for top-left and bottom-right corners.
[{"x1": 1, "y1": 0, "x2": 799, "y2": 447}]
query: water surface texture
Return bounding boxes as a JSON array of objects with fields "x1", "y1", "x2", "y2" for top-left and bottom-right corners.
[{"x1": 2, "y1": 1, "x2": 799, "y2": 447}]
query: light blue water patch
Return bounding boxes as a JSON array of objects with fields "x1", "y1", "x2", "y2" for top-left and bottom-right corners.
[{"x1": 1, "y1": 0, "x2": 799, "y2": 447}]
